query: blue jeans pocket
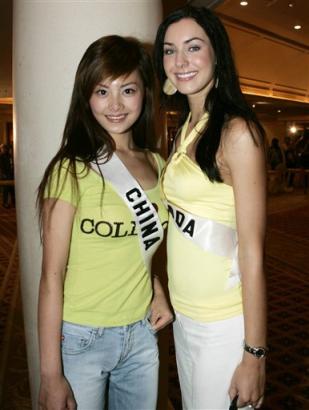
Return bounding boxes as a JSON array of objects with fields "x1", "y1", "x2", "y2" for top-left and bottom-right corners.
[
  {"x1": 61, "y1": 321, "x2": 97, "y2": 355},
  {"x1": 144, "y1": 318, "x2": 158, "y2": 338}
]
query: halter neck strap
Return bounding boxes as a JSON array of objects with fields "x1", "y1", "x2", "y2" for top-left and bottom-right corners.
[{"x1": 178, "y1": 112, "x2": 209, "y2": 154}]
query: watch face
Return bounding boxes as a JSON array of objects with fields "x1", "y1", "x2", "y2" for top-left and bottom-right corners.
[
  {"x1": 244, "y1": 343, "x2": 267, "y2": 358},
  {"x1": 255, "y1": 348, "x2": 266, "y2": 358}
]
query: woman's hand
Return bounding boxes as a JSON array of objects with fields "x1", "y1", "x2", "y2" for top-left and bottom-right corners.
[
  {"x1": 149, "y1": 276, "x2": 174, "y2": 331},
  {"x1": 228, "y1": 354, "x2": 265, "y2": 409},
  {"x1": 39, "y1": 374, "x2": 76, "y2": 410}
]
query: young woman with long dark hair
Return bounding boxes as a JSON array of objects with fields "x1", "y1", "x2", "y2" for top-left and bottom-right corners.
[{"x1": 154, "y1": 6, "x2": 267, "y2": 409}]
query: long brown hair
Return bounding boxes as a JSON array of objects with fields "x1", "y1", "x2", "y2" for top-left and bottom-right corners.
[{"x1": 37, "y1": 35, "x2": 156, "y2": 223}]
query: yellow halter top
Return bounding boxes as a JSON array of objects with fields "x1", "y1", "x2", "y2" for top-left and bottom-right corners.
[{"x1": 162, "y1": 113, "x2": 243, "y2": 322}]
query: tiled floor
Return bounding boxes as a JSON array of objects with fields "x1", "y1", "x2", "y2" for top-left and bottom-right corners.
[{"x1": 0, "y1": 190, "x2": 309, "y2": 409}]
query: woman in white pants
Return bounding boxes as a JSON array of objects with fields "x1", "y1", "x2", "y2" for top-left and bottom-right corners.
[{"x1": 154, "y1": 5, "x2": 267, "y2": 409}]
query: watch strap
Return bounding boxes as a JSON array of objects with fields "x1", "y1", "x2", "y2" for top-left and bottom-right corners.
[{"x1": 244, "y1": 342, "x2": 268, "y2": 358}]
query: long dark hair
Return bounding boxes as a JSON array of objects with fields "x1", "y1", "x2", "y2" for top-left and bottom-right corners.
[
  {"x1": 154, "y1": 6, "x2": 265, "y2": 182},
  {"x1": 37, "y1": 35, "x2": 156, "y2": 220}
]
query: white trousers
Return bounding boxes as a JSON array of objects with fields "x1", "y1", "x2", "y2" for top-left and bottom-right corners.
[{"x1": 173, "y1": 312, "x2": 251, "y2": 410}]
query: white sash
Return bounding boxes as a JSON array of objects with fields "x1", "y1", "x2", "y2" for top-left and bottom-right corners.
[
  {"x1": 91, "y1": 154, "x2": 164, "y2": 271},
  {"x1": 167, "y1": 203, "x2": 241, "y2": 289}
]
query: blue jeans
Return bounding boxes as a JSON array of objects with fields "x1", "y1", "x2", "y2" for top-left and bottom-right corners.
[{"x1": 61, "y1": 319, "x2": 159, "y2": 410}]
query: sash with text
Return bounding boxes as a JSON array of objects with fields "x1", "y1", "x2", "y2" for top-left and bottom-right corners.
[
  {"x1": 92, "y1": 154, "x2": 164, "y2": 271},
  {"x1": 167, "y1": 202, "x2": 241, "y2": 289}
]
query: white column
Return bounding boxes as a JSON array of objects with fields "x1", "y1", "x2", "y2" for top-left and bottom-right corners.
[{"x1": 13, "y1": 1, "x2": 162, "y2": 408}]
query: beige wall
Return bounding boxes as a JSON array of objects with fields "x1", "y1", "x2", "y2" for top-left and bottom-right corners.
[
  {"x1": 262, "y1": 120, "x2": 287, "y2": 145},
  {"x1": 224, "y1": 22, "x2": 309, "y2": 103}
]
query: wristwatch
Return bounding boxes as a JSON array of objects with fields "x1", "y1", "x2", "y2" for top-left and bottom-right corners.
[{"x1": 244, "y1": 342, "x2": 268, "y2": 358}]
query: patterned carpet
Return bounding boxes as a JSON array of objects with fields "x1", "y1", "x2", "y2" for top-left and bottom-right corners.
[
  {"x1": 0, "y1": 204, "x2": 31, "y2": 409},
  {"x1": 263, "y1": 200, "x2": 309, "y2": 409},
  {"x1": 0, "y1": 191, "x2": 308, "y2": 409}
]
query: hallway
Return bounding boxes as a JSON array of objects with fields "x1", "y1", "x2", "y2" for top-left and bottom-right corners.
[{"x1": 0, "y1": 190, "x2": 309, "y2": 409}]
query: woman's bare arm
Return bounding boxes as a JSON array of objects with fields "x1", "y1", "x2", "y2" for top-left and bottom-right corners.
[
  {"x1": 38, "y1": 198, "x2": 77, "y2": 410},
  {"x1": 223, "y1": 119, "x2": 267, "y2": 409}
]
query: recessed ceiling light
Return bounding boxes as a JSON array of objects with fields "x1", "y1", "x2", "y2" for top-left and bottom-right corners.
[
  {"x1": 252, "y1": 104, "x2": 256, "y2": 108},
  {"x1": 288, "y1": 2, "x2": 294, "y2": 7},
  {"x1": 294, "y1": 25, "x2": 302, "y2": 30},
  {"x1": 277, "y1": 109, "x2": 281, "y2": 113},
  {"x1": 290, "y1": 125, "x2": 297, "y2": 133},
  {"x1": 240, "y1": 1, "x2": 248, "y2": 6}
]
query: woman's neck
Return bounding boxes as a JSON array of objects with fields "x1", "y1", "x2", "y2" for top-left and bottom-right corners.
[
  {"x1": 187, "y1": 80, "x2": 213, "y2": 125},
  {"x1": 112, "y1": 133, "x2": 135, "y2": 153},
  {"x1": 188, "y1": 95, "x2": 207, "y2": 126}
]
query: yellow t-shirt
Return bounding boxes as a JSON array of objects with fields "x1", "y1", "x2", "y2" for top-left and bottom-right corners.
[
  {"x1": 45, "y1": 153, "x2": 168, "y2": 327},
  {"x1": 163, "y1": 114, "x2": 243, "y2": 322}
]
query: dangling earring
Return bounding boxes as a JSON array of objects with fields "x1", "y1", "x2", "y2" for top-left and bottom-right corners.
[
  {"x1": 215, "y1": 77, "x2": 219, "y2": 89},
  {"x1": 163, "y1": 78, "x2": 177, "y2": 95}
]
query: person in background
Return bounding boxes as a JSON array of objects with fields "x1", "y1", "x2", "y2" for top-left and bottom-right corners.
[
  {"x1": 37, "y1": 35, "x2": 172, "y2": 410},
  {"x1": 283, "y1": 136, "x2": 297, "y2": 169},
  {"x1": 0, "y1": 143, "x2": 15, "y2": 208},
  {"x1": 283, "y1": 136, "x2": 297, "y2": 188},
  {"x1": 295, "y1": 130, "x2": 309, "y2": 191},
  {"x1": 154, "y1": 6, "x2": 267, "y2": 409},
  {"x1": 295, "y1": 130, "x2": 309, "y2": 169},
  {"x1": 268, "y1": 137, "x2": 284, "y2": 170},
  {"x1": 267, "y1": 137, "x2": 286, "y2": 193}
]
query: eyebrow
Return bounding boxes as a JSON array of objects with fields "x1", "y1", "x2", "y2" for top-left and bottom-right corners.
[
  {"x1": 120, "y1": 82, "x2": 138, "y2": 88},
  {"x1": 163, "y1": 37, "x2": 205, "y2": 46},
  {"x1": 95, "y1": 81, "x2": 138, "y2": 88}
]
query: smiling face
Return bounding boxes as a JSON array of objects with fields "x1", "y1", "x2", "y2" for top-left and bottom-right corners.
[
  {"x1": 89, "y1": 69, "x2": 144, "y2": 141},
  {"x1": 163, "y1": 18, "x2": 216, "y2": 103}
]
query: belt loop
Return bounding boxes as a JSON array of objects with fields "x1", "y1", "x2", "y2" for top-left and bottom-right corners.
[{"x1": 97, "y1": 327, "x2": 104, "y2": 337}]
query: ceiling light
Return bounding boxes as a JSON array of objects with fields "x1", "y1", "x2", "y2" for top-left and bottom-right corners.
[
  {"x1": 240, "y1": 1, "x2": 248, "y2": 6},
  {"x1": 277, "y1": 109, "x2": 281, "y2": 113},
  {"x1": 252, "y1": 104, "x2": 256, "y2": 108},
  {"x1": 288, "y1": 2, "x2": 294, "y2": 7},
  {"x1": 290, "y1": 125, "x2": 297, "y2": 133},
  {"x1": 294, "y1": 25, "x2": 302, "y2": 30}
]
